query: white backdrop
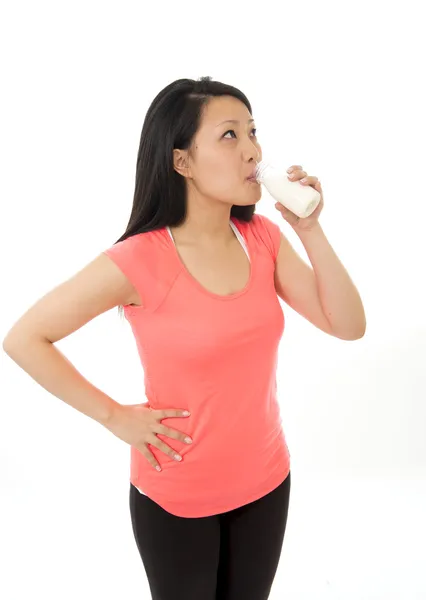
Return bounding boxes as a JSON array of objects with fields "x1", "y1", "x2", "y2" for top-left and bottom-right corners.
[{"x1": 1, "y1": 1, "x2": 425, "y2": 599}]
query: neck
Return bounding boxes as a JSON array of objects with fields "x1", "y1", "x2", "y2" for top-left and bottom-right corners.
[{"x1": 169, "y1": 211, "x2": 234, "y2": 246}]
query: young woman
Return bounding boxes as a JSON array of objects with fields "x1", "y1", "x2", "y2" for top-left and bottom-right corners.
[{"x1": 3, "y1": 76, "x2": 366, "y2": 600}]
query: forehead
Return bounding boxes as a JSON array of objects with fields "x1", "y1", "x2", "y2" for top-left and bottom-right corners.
[{"x1": 200, "y1": 96, "x2": 253, "y2": 127}]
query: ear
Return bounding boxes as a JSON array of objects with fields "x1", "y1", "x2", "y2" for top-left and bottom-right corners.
[{"x1": 173, "y1": 148, "x2": 192, "y2": 178}]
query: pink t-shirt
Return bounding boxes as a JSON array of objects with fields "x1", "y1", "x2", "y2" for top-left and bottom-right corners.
[{"x1": 103, "y1": 213, "x2": 290, "y2": 517}]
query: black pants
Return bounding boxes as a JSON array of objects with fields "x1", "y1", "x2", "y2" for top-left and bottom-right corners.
[{"x1": 129, "y1": 470, "x2": 291, "y2": 600}]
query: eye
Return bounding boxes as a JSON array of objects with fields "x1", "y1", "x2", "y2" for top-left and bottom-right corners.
[{"x1": 223, "y1": 128, "x2": 257, "y2": 139}]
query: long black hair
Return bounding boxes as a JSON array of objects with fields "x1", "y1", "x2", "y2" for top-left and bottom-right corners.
[{"x1": 114, "y1": 76, "x2": 256, "y2": 316}]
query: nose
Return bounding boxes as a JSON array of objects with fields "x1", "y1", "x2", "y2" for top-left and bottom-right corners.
[{"x1": 242, "y1": 138, "x2": 261, "y2": 164}]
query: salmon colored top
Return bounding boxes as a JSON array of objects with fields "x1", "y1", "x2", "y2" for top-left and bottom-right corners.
[{"x1": 103, "y1": 213, "x2": 290, "y2": 517}]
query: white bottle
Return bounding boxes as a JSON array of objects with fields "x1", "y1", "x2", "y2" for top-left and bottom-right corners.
[{"x1": 255, "y1": 160, "x2": 321, "y2": 218}]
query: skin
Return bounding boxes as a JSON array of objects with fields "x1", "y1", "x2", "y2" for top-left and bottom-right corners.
[{"x1": 171, "y1": 95, "x2": 263, "y2": 248}]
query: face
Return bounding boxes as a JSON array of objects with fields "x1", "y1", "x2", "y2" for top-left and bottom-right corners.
[{"x1": 173, "y1": 95, "x2": 263, "y2": 206}]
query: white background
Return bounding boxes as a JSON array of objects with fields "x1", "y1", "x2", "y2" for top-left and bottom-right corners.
[{"x1": 1, "y1": 1, "x2": 425, "y2": 598}]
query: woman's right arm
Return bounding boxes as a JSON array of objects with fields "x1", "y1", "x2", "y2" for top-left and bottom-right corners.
[{"x1": 2, "y1": 252, "x2": 140, "y2": 428}]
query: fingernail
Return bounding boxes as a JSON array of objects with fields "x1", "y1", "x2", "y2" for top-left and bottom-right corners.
[
  {"x1": 185, "y1": 437, "x2": 192, "y2": 444},
  {"x1": 300, "y1": 177, "x2": 307, "y2": 183},
  {"x1": 174, "y1": 454, "x2": 182, "y2": 461},
  {"x1": 287, "y1": 167, "x2": 293, "y2": 173}
]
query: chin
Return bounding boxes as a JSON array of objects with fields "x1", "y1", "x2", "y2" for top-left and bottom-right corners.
[{"x1": 246, "y1": 188, "x2": 262, "y2": 204}]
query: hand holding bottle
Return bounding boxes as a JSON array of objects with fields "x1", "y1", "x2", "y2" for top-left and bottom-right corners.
[
  {"x1": 255, "y1": 162, "x2": 324, "y2": 231},
  {"x1": 275, "y1": 165, "x2": 324, "y2": 231}
]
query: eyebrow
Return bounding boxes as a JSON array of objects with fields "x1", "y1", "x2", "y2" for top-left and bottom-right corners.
[{"x1": 216, "y1": 119, "x2": 255, "y2": 127}]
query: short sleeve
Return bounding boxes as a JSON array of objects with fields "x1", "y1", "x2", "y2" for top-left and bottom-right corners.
[
  {"x1": 253, "y1": 214, "x2": 282, "y2": 262},
  {"x1": 102, "y1": 234, "x2": 145, "y2": 307}
]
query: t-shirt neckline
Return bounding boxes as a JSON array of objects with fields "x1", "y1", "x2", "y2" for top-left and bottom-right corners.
[{"x1": 164, "y1": 217, "x2": 255, "y2": 301}]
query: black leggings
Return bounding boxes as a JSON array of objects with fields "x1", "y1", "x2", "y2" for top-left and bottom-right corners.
[{"x1": 129, "y1": 470, "x2": 291, "y2": 600}]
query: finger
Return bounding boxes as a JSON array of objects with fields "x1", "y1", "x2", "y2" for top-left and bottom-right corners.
[
  {"x1": 148, "y1": 435, "x2": 183, "y2": 462},
  {"x1": 140, "y1": 445, "x2": 162, "y2": 471},
  {"x1": 154, "y1": 422, "x2": 192, "y2": 444},
  {"x1": 299, "y1": 175, "x2": 319, "y2": 185},
  {"x1": 287, "y1": 165, "x2": 303, "y2": 173},
  {"x1": 288, "y1": 169, "x2": 307, "y2": 181},
  {"x1": 275, "y1": 202, "x2": 300, "y2": 225},
  {"x1": 154, "y1": 408, "x2": 190, "y2": 419}
]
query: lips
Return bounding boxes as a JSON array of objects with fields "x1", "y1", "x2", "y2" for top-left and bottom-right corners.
[{"x1": 246, "y1": 166, "x2": 259, "y2": 181}]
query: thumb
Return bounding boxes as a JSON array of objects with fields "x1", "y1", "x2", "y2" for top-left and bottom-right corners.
[{"x1": 275, "y1": 203, "x2": 299, "y2": 225}]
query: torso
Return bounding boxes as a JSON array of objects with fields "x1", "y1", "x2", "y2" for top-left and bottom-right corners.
[
  {"x1": 170, "y1": 235, "x2": 250, "y2": 297},
  {"x1": 128, "y1": 223, "x2": 251, "y2": 306}
]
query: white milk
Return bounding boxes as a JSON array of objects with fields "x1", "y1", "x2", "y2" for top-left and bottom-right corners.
[{"x1": 255, "y1": 161, "x2": 321, "y2": 218}]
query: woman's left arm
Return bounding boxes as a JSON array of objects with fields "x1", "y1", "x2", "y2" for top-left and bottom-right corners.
[
  {"x1": 295, "y1": 223, "x2": 366, "y2": 340},
  {"x1": 273, "y1": 165, "x2": 367, "y2": 341}
]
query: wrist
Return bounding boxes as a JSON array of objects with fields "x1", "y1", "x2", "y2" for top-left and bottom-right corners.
[
  {"x1": 99, "y1": 398, "x2": 123, "y2": 429},
  {"x1": 293, "y1": 221, "x2": 322, "y2": 237}
]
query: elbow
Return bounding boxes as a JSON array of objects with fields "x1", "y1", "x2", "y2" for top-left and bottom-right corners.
[
  {"x1": 339, "y1": 322, "x2": 367, "y2": 341},
  {"x1": 3, "y1": 334, "x2": 16, "y2": 356},
  {"x1": 2, "y1": 330, "x2": 42, "y2": 357},
  {"x1": 331, "y1": 316, "x2": 367, "y2": 341},
  {"x1": 354, "y1": 315, "x2": 367, "y2": 340},
  {"x1": 346, "y1": 329, "x2": 366, "y2": 341},
  {"x1": 3, "y1": 333, "x2": 24, "y2": 358}
]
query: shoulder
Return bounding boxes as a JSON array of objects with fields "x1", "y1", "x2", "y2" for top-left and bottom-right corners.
[
  {"x1": 102, "y1": 227, "x2": 179, "y2": 312},
  {"x1": 104, "y1": 230, "x2": 150, "y2": 253},
  {"x1": 103, "y1": 228, "x2": 167, "y2": 263},
  {"x1": 248, "y1": 213, "x2": 282, "y2": 262}
]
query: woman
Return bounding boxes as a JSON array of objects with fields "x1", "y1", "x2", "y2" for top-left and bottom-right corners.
[{"x1": 3, "y1": 76, "x2": 366, "y2": 599}]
